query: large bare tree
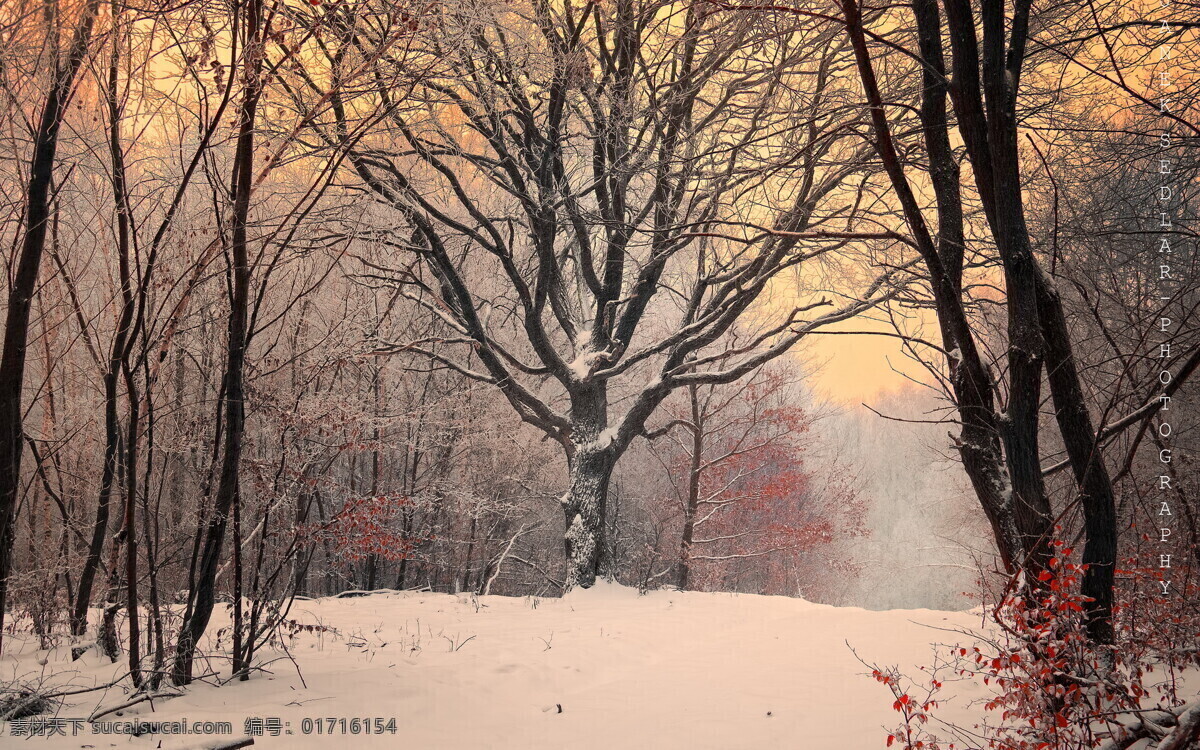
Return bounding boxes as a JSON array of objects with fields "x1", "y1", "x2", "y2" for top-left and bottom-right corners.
[{"x1": 323, "y1": 0, "x2": 902, "y2": 586}]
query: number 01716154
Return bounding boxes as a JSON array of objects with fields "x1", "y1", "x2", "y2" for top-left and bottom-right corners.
[{"x1": 300, "y1": 717, "x2": 398, "y2": 735}]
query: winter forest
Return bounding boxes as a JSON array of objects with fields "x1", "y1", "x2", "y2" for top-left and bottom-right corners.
[{"x1": 0, "y1": 0, "x2": 1197, "y2": 746}]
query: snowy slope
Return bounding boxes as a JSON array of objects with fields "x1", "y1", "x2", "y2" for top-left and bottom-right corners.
[{"x1": 2, "y1": 585, "x2": 999, "y2": 749}]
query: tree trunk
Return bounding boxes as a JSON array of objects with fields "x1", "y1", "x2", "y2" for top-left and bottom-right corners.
[
  {"x1": 231, "y1": 490, "x2": 245, "y2": 678},
  {"x1": 98, "y1": 527, "x2": 126, "y2": 661},
  {"x1": 292, "y1": 489, "x2": 313, "y2": 597},
  {"x1": 562, "y1": 445, "x2": 617, "y2": 589},
  {"x1": 106, "y1": 29, "x2": 142, "y2": 686},
  {"x1": 561, "y1": 382, "x2": 618, "y2": 589},
  {"x1": 72, "y1": 366, "x2": 122, "y2": 646},
  {"x1": 172, "y1": 0, "x2": 262, "y2": 683},
  {"x1": 365, "y1": 359, "x2": 382, "y2": 590},
  {"x1": 676, "y1": 478, "x2": 699, "y2": 591},
  {"x1": 676, "y1": 385, "x2": 703, "y2": 591},
  {"x1": 940, "y1": 0, "x2": 1055, "y2": 576},
  {"x1": 0, "y1": 0, "x2": 100, "y2": 655},
  {"x1": 1036, "y1": 270, "x2": 1117, "y2": 643},
  {"x1": 120, "y1": 377, "x2": 141, "y2": 685},
  {"x1": 845, "y1": 0, "x2": 1030, "y2": 576},
  {"x1": 988, "y1": 140, "x2": 1054, "y2": 579},
  {"x1": 911, "y1": 0, "x2": 1028, "y2": 575}
]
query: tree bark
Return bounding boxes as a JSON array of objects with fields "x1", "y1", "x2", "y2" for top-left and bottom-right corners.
[
  {"x1": 846, "y1": 0, "x2": 1029, "y2": 573},
  {"x1": 562, "y1": 447, "x2": 617, "y2": 590},
  {"x1": 676, "y1": 385, "x2": 703, "y2": 591},
  {"x1": 1036, "y1": 270, "x2": 1117, "y2": 643},
  {"x1": 103, "y1": 24, "x2": 143, "y2": 685},
  {"x1": 0, "y1": 0, "x2": 100, "y2": 655},
  {"x1": 562, "y1": 385, "x2": 617, "y2": 589},
  {"x1": 172, "y1": 0, "x2": 262, "y2": 683}
]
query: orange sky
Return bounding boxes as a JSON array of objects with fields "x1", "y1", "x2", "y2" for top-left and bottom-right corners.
[{"x1": 801, "y1": 315, "x2": 939, "y2": 405}]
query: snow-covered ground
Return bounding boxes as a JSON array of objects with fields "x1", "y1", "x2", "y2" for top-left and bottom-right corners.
[{"x1": 1, "y1": 586, "x2": 1005, "y2": 749}]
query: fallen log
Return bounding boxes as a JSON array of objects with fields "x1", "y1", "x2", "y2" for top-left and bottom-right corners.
[{"x1": 1157, "y1": 702, "x2": 1200, "y2": 750}]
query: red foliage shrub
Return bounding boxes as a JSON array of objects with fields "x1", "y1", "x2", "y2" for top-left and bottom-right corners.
[
  {"x1": 864, "y1": 538, "x2": 1199, "y2": 749},
  {"x1": 300, "y1": 494, "x2": 417, "y2": 565}
]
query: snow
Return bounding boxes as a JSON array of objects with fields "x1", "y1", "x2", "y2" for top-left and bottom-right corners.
[
  {"x1": 564, "y1": 332, "x2": 615, "y2": 383},
  {"x1": 581, "y1": 427, "x2": 617, "y2": 452},
  {"x1": 566, "y1": 331, "x2": 595, "y2": 381},
  {"x1": 566, "y1": 350, "x2": 612, "y2": 382},
  {"x1": 3, "y1": 586, "x2": 1008, "y2": 749},
  {"x1": 566, "y1": 352, "x2": 593, "y2": 381},
  {"x1": 571, "y1": 425, "x2": 619, "y2": 454}
]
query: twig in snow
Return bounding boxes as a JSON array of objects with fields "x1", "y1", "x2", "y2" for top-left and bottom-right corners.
[{"x1": 87, "y1": 690, "x2": 183, "y2": 723}]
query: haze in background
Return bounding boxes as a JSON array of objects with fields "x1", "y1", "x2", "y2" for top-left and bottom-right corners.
[{"x1": 802, "y1": 344, "x2": 988, "y2": 610}]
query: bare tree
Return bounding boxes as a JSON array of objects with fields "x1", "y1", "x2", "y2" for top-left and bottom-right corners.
[
  {"x1": 645, "y1": 355, "x2": 856, "y2": 592},
  {"x1": 823, "y1": 0, "x2": 1200, "y2": 642},
  {"x1": 330, "y1": 0, "x2": 899, "y2": 587},
  {"x1": 0, "y1": 0, "x2": 102, "y2": 653}
]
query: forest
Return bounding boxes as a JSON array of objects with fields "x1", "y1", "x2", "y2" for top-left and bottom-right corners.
[{"x1": 0, "y1": 0, "x2": 1197, "y2": 746}]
